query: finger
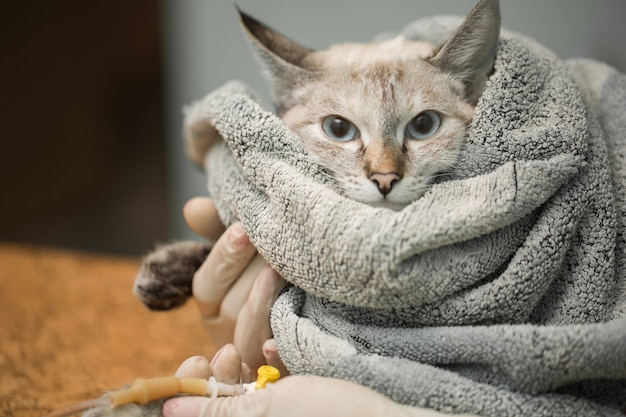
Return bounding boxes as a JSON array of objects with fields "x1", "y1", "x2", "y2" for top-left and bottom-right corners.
[
  {"x1": 200, "y1": 254, "x2": 266, "y2": 346},
  {"x1": 262, "y1": 339, "x2": 290, "y2": 377},
  {"x1": 234, "y1": 266, "x2": 287, "y2": 372},
  {"x1": 192, "y1": 222, "x2": 257, "y2": 318},
  {"x1": 183, "y1": 197, "x2": 225, "y2": 241},
  {"x1": 210, "y1": 344, "x2": 242, "y2": 385},
  {"x1": 163, "y1": 389, "x2": 272, "y2": 417},
  {"x1": 219, "y1": 253, "x2": 266, "y2": 323},
  {"x1": 174, "y1": 356, "x2": 212, "y2": 379}
]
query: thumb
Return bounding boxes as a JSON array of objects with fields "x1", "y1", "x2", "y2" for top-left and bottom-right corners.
[{"x1": 162, "y1": 390, "x2": 271, "y2": 417}]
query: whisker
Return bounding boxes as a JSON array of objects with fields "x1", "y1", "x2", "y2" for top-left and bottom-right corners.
[
  {"x1": 429, "y1": 172, "x2": 455, "y2": 181},
  {"x1": 293, "y1": 36, "x2": 321, "y2": 52}
]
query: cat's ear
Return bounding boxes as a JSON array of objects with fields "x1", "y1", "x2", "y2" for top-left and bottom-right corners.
[
  {"x1": 429, "y1": 0, "x2": 500, "y2": 104},
  {"x1": 238, "y1": 8, "x2": 315, "y2": 112}
]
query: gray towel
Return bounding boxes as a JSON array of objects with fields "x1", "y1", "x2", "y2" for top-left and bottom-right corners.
[{"x1": 184, "y1": 16, "x2": 626, "y2": 417}]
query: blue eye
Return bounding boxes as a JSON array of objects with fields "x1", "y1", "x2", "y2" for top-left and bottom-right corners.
[
  {"x1": 405, "y1": 111, "x2": 441, "y2": 140},
  {"x1": 322, "y1": 116, "x2": 359, "y2": 142}
]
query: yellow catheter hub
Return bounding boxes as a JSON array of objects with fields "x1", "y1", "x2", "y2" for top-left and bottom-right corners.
[{"x1": 255, "y1": 365, "x2": 281, "y2": 389}]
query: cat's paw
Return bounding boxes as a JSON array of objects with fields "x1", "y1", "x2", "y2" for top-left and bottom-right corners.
[{"x1": 133, "y1": 241, "x2": 211, "y2": 311}]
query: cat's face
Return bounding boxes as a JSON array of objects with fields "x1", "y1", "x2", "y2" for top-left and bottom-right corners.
[
  {"x1": 240, "y1": 0, "x2": 500, "y2": 209},
  {"x1": 281, "y1": 39, "x2": 475, "y2": 209}
]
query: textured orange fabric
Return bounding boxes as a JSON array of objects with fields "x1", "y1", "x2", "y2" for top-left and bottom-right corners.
[{"x1": 0, "y1": 244, "x2": 214, "y2": 417}]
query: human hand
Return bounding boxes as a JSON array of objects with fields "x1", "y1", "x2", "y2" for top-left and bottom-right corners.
[
  {"x1": 183, "y1": 197, "x2": 288, "y2": 374},
  {"x1": 163, "y1": 346, "x2": 473, "y2": 417}
]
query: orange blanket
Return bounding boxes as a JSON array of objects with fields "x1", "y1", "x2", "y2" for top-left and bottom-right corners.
[{"x1": 0, "y1": 244, "x2": 214, "y2": 417}]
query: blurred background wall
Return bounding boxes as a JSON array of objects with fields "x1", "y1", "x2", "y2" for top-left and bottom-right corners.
[
  {"x1": 1, "y1": 2, "x2": 167, "y2": 255},
  {"x1": 2, "y1": 1, "x2": 625, "y2": 255}
]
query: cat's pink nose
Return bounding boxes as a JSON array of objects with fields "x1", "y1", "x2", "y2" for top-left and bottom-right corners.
[{"x1": 369, "y1": 172, "x2": 401, "y2": 196}]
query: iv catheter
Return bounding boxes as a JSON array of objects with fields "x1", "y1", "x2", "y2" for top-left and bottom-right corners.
[{"x1": 44, "y1": 365, "x2": 280, "y2": 417}]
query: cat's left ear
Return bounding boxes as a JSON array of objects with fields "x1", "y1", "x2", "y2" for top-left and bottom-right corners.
[{"x1": 430, "y1": 0, "x2": 501, "y2": 104}]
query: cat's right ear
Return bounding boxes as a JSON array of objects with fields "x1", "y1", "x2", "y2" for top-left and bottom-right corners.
[
  {"x1": 238, "y1": 8, "x2": 314, "y2": 113},
  {"x1": 429, "y1": 0, "x2": 500, "y2": 104}
]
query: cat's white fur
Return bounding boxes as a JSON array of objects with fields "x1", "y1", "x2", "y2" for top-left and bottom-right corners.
[{"x1": 241, "y1": 0, "x2": 500, "y2": 210}]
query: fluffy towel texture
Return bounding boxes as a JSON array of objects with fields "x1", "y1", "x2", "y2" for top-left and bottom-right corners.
[{"x1": 184, "y1": 17, "x2": 626, "y2": 417}]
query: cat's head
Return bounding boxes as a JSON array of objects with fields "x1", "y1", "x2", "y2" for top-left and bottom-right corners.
[{"x1": 240, "y1": 0, "x2": 500, "y2": 209}]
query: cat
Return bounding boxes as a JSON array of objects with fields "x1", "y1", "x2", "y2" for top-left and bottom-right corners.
[
  {"x1": 239, "y1": 0, "x2": 499, "y2": 210},
  {"x1": 133, "y1": 0, "x2": 500, "y2": 341}
]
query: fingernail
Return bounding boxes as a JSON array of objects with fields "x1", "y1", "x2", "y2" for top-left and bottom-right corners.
[
  {"x1": 228, "y1": 223, "x2": 250, "y2": 249},
  {"x1": 175, "y1": 356, "x2": 210, "y2": 378},
  {"x1": 163, "y1": 397, "x2": 206, "y2": 417},
  {"x1": 262, "y1": 339, "x2": 278, "y2": 359},
  {"x1": 210, "y1": 343, "x2": 230, "y2": 368},
  {"x1": 263, "y1": 345, "x2": 278, "y2": 361}
]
